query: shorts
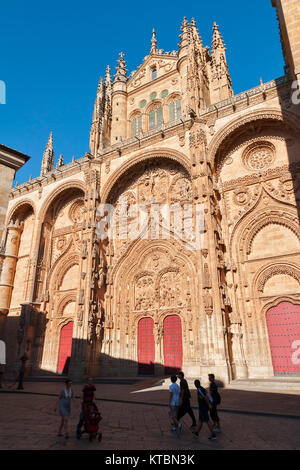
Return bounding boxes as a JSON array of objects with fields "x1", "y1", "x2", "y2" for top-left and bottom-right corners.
[
  {"x1": 210, "y1": 405, "x2": 220, "y2": 423},
  {"x1": 198, "y1": 408, "x2": 209, "y2": 423},
  {"x1": 168, "y1": 406, "x2": 179, "y2": 420}
]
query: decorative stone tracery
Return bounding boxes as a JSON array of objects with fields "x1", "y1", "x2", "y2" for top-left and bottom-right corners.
[
  {"x1": 256, "y1": 264, "x2": 300, "y2": 293},
  {"x1": 242, "y1": 141, "x2": 275, "y2": 171}
]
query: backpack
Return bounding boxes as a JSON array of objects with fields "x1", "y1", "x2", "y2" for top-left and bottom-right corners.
[
  {"x1": 197, "y1": 387, "x2": 207, "y2": 401},
  {"x1": 213, "y1": 391, "x2": 221, "y2": 405}
]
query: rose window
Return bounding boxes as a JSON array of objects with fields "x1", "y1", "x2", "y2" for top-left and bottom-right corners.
[{"x1": 243, "y1": 141, "x2": 275, "y2": 171}]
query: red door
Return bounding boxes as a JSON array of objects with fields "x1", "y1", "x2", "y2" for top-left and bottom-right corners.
[
  {"x1": 266, "y1": 302, "x2": 300, "y2": 375},
  {"x1": 163, "y1": 315, "x2": 183, "y2": 375},
  {"x1": 57, "y1": 321, "x2": 73, "y2": 374},
  {"x1": 138, "y1": 318, "x2": 155, "y2": 375}
]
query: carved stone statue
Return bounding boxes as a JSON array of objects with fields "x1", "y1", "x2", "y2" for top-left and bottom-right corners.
[
  {"x1": 77, "y1": 308, "x2": 84, "y2": 322},
  {"x1": 98, "y1": 267, "x2": 106, "y2": 289},
  {"x1": 78, "y1": 289, "x2": 85, "y2": 305},
  {"x1": 203, "y1": 263, "x2": 211, "y2": 288},
  {"x1": 82, "y1": 240, "x2": 87, "y2": 259},
  {"x1": 96, "y1": 319, "x2": 102, "y2": 340},
  {"x1": 203, "y1": 288, "x2": 213, "y2": 315},
  {"x1": 155, "y1": 324, "x2": 162, "y2": 344}
]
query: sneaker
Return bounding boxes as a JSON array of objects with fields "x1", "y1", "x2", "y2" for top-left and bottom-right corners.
[
  {"x1": 214, "y1": 426, "x2": 221, "y2": 433},
  {"x1": 208, "y1": 434, "x2": 217, "y2": 440},
  {"x1": 171, "y1": 427, "x2": 177, "y2": 432}
]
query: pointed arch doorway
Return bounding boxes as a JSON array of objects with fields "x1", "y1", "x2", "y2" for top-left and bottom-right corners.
[
  {"x1": 138, "y1": 317, "x2": 155, "y2": 375},
  {"x1": 163, "y1": 315, "x2": 183, "y2": 375},
  {"x1": 266, "y1": 302, "x2": 300, "y2": 375},
  {"x1": 138, "y1": 318, "x2": 155, "y2": 375},
  {"x1": 57, "y1": 321, "x2": 74, "y2": 374}
]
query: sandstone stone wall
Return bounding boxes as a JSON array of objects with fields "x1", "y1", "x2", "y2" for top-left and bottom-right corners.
[
  {"x1": 1, "y1": 13, "x2": 300, "y2": 381},
  {"x1": 0, "y1": 164, "x2": 15, "y2": 242}
]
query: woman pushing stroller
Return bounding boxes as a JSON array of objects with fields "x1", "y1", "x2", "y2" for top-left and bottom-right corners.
[
  {"x1": 76, "y1": 378, "x2": 102, "y2": 442},
  {"x1": 81, "y1": 401, "x2": 102, "y2": 442}
]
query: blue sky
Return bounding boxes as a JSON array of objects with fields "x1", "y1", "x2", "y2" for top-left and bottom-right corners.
[{"x1": 0, "y1": 0, "x2": 284, "y2": 185}]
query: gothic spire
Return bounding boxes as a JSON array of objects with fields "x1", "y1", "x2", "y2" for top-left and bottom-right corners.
[
  {"x1": 114, "y1": 52, "x2": 127, "y2": 83},
  {"x1": 210, "y1": 22, "x2": 233, "y2": 102},
  {"x1": 94, "y1": 76, "x2": 104, "y2": 120},
  {"x1": 40, "y1": 131, "x2": 54, "y2": 176},
  {"x1": 212, "y1": 22, "x2": 226, "y2": 51},
  {"x1": 189, "y1": 18, "x2": 202, "y2": 46},
  {"x1": 104, "y1": 66, "x2": 112, "y2": 106},
  {"x1": 179, "y1": 17, "x2": 190, "y2": 50},
  {"x1": 105, "y1": 65, "x2": 111, "y2": 86},
  {"x1": 150, "y1": 28, "x2": 157, "y2": 54},
  {"x1": 97, "y1": 76, "x2": 103, "y2": 97}
]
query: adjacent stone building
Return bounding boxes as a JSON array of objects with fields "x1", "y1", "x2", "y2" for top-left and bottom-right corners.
[
  {"x1": 0, "y1": 1, "x2": 300, "y2": 383},
  {"x1": 0, "y1": 145, "x2": 29, "y2": 242}
]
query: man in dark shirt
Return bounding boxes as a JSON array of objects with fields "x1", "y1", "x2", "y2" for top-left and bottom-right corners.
[
  {"x1": 76, "y1": 378, "x2": 97, "y2": 437},
  {"x1": 192, "y1": 379, "x2": 216, "y2": 440},
  {"x1": 208, "y1": 373, "x2": 221, "y2": 432},
  {"x1": 177, "y1": 371, "x2": 197, "y2": 428}
]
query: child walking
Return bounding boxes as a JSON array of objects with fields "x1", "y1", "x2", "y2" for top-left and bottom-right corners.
[{"x1": 168, "y1": 375, "x2": 182, "y2": 433}]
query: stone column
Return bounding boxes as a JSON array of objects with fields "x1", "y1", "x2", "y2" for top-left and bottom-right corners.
[
  {"x1": 68, "y1": 203, "x2": 90, "y2": 381},
  {"x1": 225, "y1": 264, "x2": 248, "y2": 379},
  {"x1": 0, "y1": 223, "x2": 21, "y2": 315},
  {"x1": 228, "y1": 313, "x2": 248, "y2": 380},
  {"x1": 189, "y1": 123, "x2": 231, "y2": 383}
]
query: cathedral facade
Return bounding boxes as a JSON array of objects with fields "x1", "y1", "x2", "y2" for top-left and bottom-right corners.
[{"x1": 1, "y1": 5, "x2": 300, "y2": 383}]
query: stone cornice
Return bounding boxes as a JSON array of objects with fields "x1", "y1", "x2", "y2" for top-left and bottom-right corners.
[
  {"x1": 221, "y1": 162, "x2": 300, "y2": 191},
  {"x1": 200, "y1": 76, "x2": 290, "y2": 122},
  {"x1": 10, "y1": 156, "x2": 89, "y2": 199},
  {"x1": 0, "y1": 144, "x2": 30, "y2": 171},
  {"x1": 99, "y1": 116, "x2": 192, "y2": 164},
  {"x1": 10, "y1": 119, "x2": 192, "y2": 199}
]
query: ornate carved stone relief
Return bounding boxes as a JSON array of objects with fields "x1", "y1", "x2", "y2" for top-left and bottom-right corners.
[
  {"x1": 257, "y1": 264, "x2": 300, "y2": 293},
  {"x1": 107, "y1": 160, "x2": 192, "y2": 263},
  {"x1": 69, "y1": 199, "x2": 85, "y2": 223},
  {"x1": 242, "y1": 141, "x2": 275, "y2": 172}
]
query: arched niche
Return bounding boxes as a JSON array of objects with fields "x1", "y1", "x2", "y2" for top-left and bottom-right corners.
[
  {"x1": 59, "y1": 265, "x2": 80, "y2": 291},
  {"x1": 9, "y1": 202, "x2": 35, "y2": 309},
  {"x1": 248, "y1": 222, "x2": 300, "y2": 260},
  {"x1": 33, "y1": 186, "x2": 85, "y2": 302}
]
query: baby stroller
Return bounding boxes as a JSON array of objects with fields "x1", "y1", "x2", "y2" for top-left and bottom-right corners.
[{"x1": 79, "y1": 402, "x2": 102, "y2": 442}]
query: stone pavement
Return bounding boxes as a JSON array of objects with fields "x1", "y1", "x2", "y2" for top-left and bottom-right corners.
[{"x1": 0, "y1": 379, "x2": 300, "y2": 450}]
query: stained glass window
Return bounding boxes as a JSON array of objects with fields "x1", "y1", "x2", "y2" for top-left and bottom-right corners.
[
  {"x1": 157, "y1": 107, "x2": 163, "y2": 126},
  {"x1": 169, "y1": 99, "x2": 182, "y2": 122},
  {"x1": 131, "y1": 115, "x2": 142, "y2": 136},
  {"x1": 169, "y1": 102, "x2": 175, "y2": 122},
  {"x1": 148, "y1": 106, "x2": 163, "y2": 130},
  {"x1": 161, "y1": 89, "x2": 169, "y2": 99},
  {"x1": 149, "y1": 110, "x2": 155, "y2": 130},
  {"x1": 176, "y1": 99, "x2": 182, "y2": 118}
]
